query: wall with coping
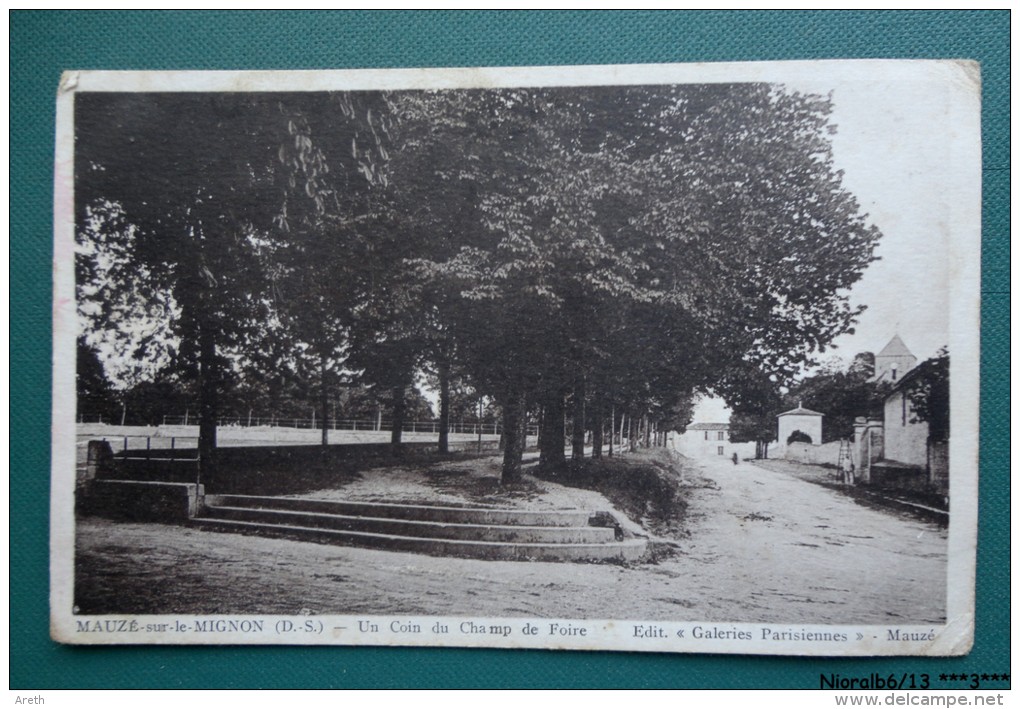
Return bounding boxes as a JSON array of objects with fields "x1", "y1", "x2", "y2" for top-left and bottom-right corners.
[
  {"x1": 784, "y1": 440, "x2": 844, "y2": 467},
  {"x1": 96, "y1": 439, "x2": 500, "y2": 493}
]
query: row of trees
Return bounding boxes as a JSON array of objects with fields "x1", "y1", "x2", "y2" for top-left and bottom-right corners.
[{"x1": 75, "y1": 83, "x2": 881, "y2": 483}]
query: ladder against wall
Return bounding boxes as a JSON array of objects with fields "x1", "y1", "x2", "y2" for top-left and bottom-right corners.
[{"x1": 837, "y1": 439, "x2": 854, "y2": 484}]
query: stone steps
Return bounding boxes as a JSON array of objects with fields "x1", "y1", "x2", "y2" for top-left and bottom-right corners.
[
  {"x1": 204, "y1": 494, "x2": 595, "y2": 527},
  {"x1": 203, "y1": 505, "x2": 618, "y2": 544},
  {"x1": 194, "y1": 494, "x2": 646, "y2": 562}
]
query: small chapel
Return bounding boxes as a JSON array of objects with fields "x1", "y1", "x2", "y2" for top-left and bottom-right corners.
[{"x1": 775, "y1": 401, "x2": 824, "y2": 453}]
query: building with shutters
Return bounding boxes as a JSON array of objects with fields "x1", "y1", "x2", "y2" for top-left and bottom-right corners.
[{"x1": 669, "y1": 422, "x2": 757, "y2": 460}]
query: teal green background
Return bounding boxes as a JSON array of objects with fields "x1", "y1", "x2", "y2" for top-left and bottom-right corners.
[{"x1": 10, "y1": 10, "x2": 1009, "y2": 689}]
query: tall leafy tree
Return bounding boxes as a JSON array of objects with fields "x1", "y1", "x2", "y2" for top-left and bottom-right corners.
[
  {"x1": 76, "y1": 93, "x2": 285, "y2": 473},
  {"x1": 75, "y1": 336, "x2": 119, "y2": 423},
  {"x1": 724, "y1": 365, "x2": 785, "y2": 459},
  {"x1": 75, "y1": 92, "x2": 393, "y2": 470},
  {"x1": 270, "y1": 93, "x2": 395, "y2": 446},
  {"x1": 400, "y1": 83, "x2": 881, "y2": 483}
]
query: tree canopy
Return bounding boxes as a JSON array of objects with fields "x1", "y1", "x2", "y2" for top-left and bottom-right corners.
[{"x1": 76, "y1": 82, "x2": 881, "y2": 483}]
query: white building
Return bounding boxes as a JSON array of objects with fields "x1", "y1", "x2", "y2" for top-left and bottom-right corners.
[
  {"x1": 775, "y1": 403, "x2": 824, "y2": 457},
  {"x1": 871, "y1": 357, "x2": 949, "y2": 493},
  {"x1": 670, "y1": 423, "x2": 756, "y2": 460}
]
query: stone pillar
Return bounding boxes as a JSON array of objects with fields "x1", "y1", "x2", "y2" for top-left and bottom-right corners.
[
  {"x1": 83, "y1": 440, "x2": 115, "y2": 486},
  {"x1": 853, "y1": 417, "x2": 884, "y2": 484},
  {"x1": 852, "y1": 418, "x2": 868, "y2": 483}
]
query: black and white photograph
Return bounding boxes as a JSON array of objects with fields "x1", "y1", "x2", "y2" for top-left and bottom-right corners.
[{"x1": 51, "y1": 62, "x2": 980, "y2": 655}]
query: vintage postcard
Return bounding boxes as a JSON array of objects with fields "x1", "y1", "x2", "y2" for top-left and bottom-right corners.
[{"x1": 51, "y1": 61, "x2": 980, "y2": 655}]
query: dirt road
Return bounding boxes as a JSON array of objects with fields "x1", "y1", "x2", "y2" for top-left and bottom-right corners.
[
  {"x1": 74, "y1": 453, "x2": 947, "y2": 624},
  {"x1": 662, "y1": 455, "x2": 946, "y2": 624}
]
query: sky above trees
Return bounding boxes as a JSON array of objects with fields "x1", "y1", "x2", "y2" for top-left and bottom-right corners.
[
  {"x1": 793, "y1": 78, "x2": 951, "y2": 364},
  {"x1": 689, "y1": 76, "x2": 957, "y2": 426}
]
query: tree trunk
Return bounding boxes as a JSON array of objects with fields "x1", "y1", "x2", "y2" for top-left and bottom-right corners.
[
  {"x1": 319, "y1": 349, "x2": 329, "y2": 447},
  {"x1": 390, "y1": 381, "x2": 406, "y2": 457},
  {"x1": 539, "y1": 389, "x2": 567, "y2": 473},
  {"x1": 197, "y1": 319, "x2": 218, "y2": 484},
  {"x1": 519, "y1": 400, "x2": 530, "y2": 452},
  {"x1": 437, "y1": 360, "x2": 450, "y2": 454},
  {"x1": 591, "y1": 394, "x2": 603, "y2": 459},
  {"x1": 500, "y1": 386, "x2": 526, "y2": 485},
  {"x1": 536, "y1": 405, "x2": 544, "y2": 451},
  {"x1": 571, "y1": 373, "x2": 585, "y2": 462},
  {"x1": 607, "y1": 404, "x2": 614, "y2": 458}
]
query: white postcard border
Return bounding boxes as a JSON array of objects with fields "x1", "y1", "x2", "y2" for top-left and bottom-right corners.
[{"x1": 51, "y1": 60, "x2": 982, "y2": 655}]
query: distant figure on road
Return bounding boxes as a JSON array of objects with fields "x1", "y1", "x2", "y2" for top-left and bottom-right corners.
[{"x1": 732, "y1": 453, "x2": 739, "y2": 465}]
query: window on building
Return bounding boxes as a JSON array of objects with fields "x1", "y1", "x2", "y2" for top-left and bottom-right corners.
[
  {"x1": 717, "y1": 446, "x2": 725, "y2": 455},
  {"x1": 717, "y1": 431, "x2": 725, "y2": 441},
  {"x1": 704, "y1": 431, "x2": 709, "y2": 441}
]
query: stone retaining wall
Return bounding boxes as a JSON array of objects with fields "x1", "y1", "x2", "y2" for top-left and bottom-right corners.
[
  {"x1": 98, "y1": 439, "x2": 501, "y2": 493},
  {"x1": 82, "y1": 480, "x2": 204, "y2": 523}
]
